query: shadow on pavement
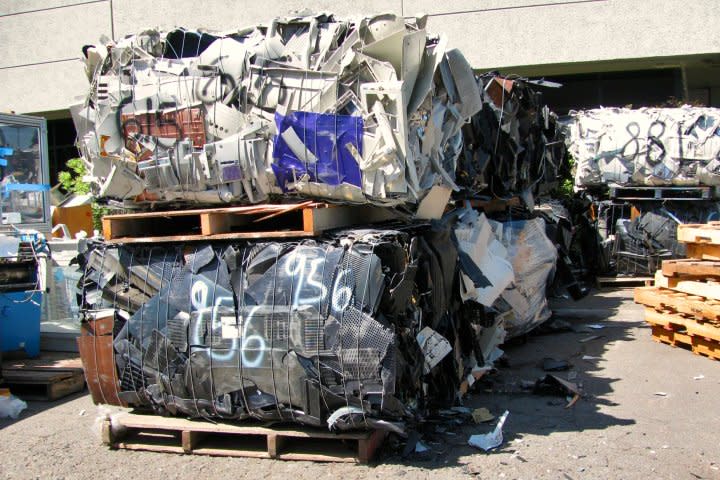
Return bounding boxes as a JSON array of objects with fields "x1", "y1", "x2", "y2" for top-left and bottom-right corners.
[{"x1": 377, "y1": 287, "x2": 641, "y2": 469}]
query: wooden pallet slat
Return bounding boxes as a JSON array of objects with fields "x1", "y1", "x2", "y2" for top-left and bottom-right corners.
[
  {"x1": 102, "y1": 412, "x2": 386, "y2": 463},
  {"x1": 644, "y1": 307, "x2": 720, "y2": 341},
  {"x1": 653, "y1": 270, "x2": 720, "y2": 300},
  {"x1": 596, "y1": 276, "x2": 653, "y2": 288},
  {"x1": 648, "y1": 324, "x2": 720, "y2": 361},
  {"x1": 661, "y1": 259, "x2": 720, "y2": 277},
  {"x1": 685, "y1": 242, "x2": 720, "y2": 261},
  {"x1": 608, "y1": 185, "x2": 714, "y2": 201},
  {"x1": 102, "y1": 203, "x2": 400, "y2": 243},
  {"x1": 678, "y1": 222, "x2": 720, "y2": 245},
  {"x1": 643, "y1": 307, "x2": 720, "y2": 360}
]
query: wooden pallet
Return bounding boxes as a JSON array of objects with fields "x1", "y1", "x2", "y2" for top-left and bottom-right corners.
[
  {"x1": 644, "y1": 308, "x2": 720, "y2": 360},
  {"x1": 596, "y1": 275, "x2": 653, "y2": 288},
  {"x1": 102, "y1": 412, "x2": 386, "y2": 463},
  {"x1": 634, "y1": 286, "x2": 720, "y2": 324},
  {"x1": 678, "y1": 222, "x2": 720, "y2": 245},
  {"x1": 661, "y1": 259, "x2": 720, "y2": 277},
  {"x1": 102, "y1": 202, "x2": 400, "y2": 243},
  {"x1": 1, "y1": 365, "x2": 85, "y2": 401},
  {"x1": 608, "y1": 185, "x2": 715, "y2": 201},
  {"x1": 653, "y1": 270, "x2": 720, "y2": 301}
]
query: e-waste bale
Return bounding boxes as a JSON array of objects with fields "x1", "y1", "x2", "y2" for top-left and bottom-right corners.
[
  {"x1": 499, "y1": 218, "x2": 557, "y2": 337},
  {"x1": 77, "y1": 221, "x2": 519, "y2": 431},
  {"x1": 73, "y1": 13, "x2": 483, "y2": 209},
  {"x1": 565, "y1": 106, "x2": 720, "y2": 188},
  {"x1": 458, "y1": 74, "x2": 566, "y2": 203}
]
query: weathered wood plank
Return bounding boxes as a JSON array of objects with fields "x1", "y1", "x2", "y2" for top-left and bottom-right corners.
[
  {"x1": 653, "y1": 271, "x2": 720, "y2": 300},
  {"x1": 661, "y1": 259, "x2": 720, "y2": 277},
  {"x1": 678, "y1": 222, "x2": 720, "y2": 245}
]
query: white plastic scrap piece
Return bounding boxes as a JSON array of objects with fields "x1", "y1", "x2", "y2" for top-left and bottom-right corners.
[
  {"x1": 468, "y1": 410, "x2": 509, "y2": 452},
  {"x1": 99, "y1": 163, "x2": 145, "y2": 198},
  {"x1": 326, "y1": 406, "x2": 364, "y2": 430},
  {"x1": 416, "y1": 326, "x2": 452, "y2": 374},
  {"x1": 456, "y1": 211, "x2": 514, "y2": 306},
  {"x1": 205, "y1": 103, "x2": 246, "y2": 139},
  {"x1": 281, "y1": 127, "x2": 318, "y2": 164},
  {"x1": 0, "y1": 395, "x2": 27, "y2": 419},
  {"x1": 415, "y1": 185, "x2": 451, "y2": 220}
]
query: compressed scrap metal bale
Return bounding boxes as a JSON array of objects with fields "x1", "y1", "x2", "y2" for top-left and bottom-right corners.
[
  {"x1": 77, "y1": 221, "x2": 522, "y2": 431},
  {"x1": 458, "y1": 74, "x2": 566, "y2": 203},
  {"x1": 72, "y1": 13, "x2": 483, "y2": 209},
  {"x1": 565, "y1": 106, "x2": 720, "y2": 188}
]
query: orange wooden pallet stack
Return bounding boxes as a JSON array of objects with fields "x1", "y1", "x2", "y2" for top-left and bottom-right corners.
[{"x1": 634, "y1": 222, "x2": 720, "y2": 361}]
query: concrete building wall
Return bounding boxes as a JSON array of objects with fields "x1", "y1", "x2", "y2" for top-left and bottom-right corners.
[{"x1": 1, "y1": 0, "x2": 718, "y2": 115}]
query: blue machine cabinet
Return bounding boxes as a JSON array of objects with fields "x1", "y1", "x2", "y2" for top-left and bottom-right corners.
[{"x1": 0, "y1": 290, "x2": 42, "y2": 358}]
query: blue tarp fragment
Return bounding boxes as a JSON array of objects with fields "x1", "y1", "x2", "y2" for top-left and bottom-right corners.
[{"x1": 272, "y1": 111, "x2": 363, "y2": 191}]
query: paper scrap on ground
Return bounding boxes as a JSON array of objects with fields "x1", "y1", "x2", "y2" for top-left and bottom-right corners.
[
  {"x1": 468, "y1": 410, "x2": 509, "y2": 451},
  {"x1": 472, "y1": 407, "x2": 495, "y2": 424},
  {"x1": 0, "y1": 395, "x2": 27, "y2": 419}
]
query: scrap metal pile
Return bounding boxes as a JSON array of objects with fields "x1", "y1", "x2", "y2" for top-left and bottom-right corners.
[
  {"x1": 78, "y1": 211, "x2": 557, "y2": 431},
  {"x1": 563, "y1": 107, "x2": 720, "y2": 277},
  {"x1": 459, "y1": 75, "x2": 566, "y2": 201},
  {"x1": 565, "y1": 106, "x2": 720, "y2": 188},
  {"x1": 73, "y1": 12, "x2": 565, "y2": 210},
  {"x1": 72, "y1": 13, "x2": 484, "y2": 208},
  {"x1": 74, "y1": 12, "x2": 565, "y2": 433}
]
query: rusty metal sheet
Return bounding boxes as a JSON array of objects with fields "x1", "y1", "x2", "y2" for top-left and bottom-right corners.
[{"x1": 77, "y1": 335, "x2": 126, "y2": 406}]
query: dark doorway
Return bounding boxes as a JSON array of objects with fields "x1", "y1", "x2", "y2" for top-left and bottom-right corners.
[
  {"x1": 47, "y1": 118, "x2": 78, "y2": 185},
  {"x1": 537, "y1": 68, "x2": 683, "y2": 115}
]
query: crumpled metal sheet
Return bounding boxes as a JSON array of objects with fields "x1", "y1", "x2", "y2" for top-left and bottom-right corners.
[
  {"x1": 458, "y1": 74, "x2": 566, "y2": 203},
  {"x1": 72, "y1": 13, "x2": 482, "y2": 208},
  {"x1": 77, "y1": 220, "x2": 522, "y2": 431},
  {"x1": 565, "y1": 106, "x2": 720, "y2": 188}
]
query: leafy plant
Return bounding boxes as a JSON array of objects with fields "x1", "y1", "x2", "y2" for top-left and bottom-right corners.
[
  {"x1": 57, "y1": 158, "x2": 90, "y2": 195},
  {"x1": 57, "y1": 157, "x2": 106, "y2": 231},
  {"x1": 551, "y1": 152, "x2": 576, "y2": 199}
]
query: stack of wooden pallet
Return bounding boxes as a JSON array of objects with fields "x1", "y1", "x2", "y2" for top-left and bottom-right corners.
[{"x1": 634, "y1": 221, "x2": 720, "y2": 361}]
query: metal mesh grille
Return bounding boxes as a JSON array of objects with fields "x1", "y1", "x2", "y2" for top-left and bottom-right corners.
[
  {"x1": 119, "y1": 361, "x2": 147, "y2": 392},
  {"x1": 167, "y1": 314, "x2": 189, "y2": 352}
]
